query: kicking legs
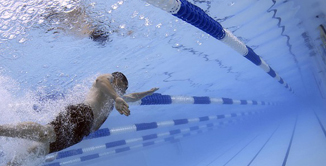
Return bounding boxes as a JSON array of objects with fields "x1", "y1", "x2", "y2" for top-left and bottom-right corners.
[
  {"x1": 0, "y1": 122, "x2": 56, "y2": 165},
  {"x1": 0, "y1": 122, "x2": 56, "y2": 143}
]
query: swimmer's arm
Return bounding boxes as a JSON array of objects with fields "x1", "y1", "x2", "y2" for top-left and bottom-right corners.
[
  {"x1": 95, "y1": 75, "x2": 130, "y2": 116},
  {"x1": 123, "y1": 88, "x2": 159, "y2": 103}
]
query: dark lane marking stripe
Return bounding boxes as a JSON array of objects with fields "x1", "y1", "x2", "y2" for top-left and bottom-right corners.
[
  {"x1": 282, "y1": 113, "x2": 298, "y2": 166},
  {"x1": 314, "y1": 110, "x2": 326, "y2": 138},
  {"x1": 247, "y1": 123, "x2": 281, "y2": 165}
]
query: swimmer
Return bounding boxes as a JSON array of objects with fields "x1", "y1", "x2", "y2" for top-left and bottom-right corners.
[
  {"x1": 0, "y1": 72, "x2": 159, "y2": 165},
  {"x1": 44, "y1": 6, "x2": 110, "y2": 45},
  {"x1": 44, "y1": 5, "x2": 133, "y2": 45}
]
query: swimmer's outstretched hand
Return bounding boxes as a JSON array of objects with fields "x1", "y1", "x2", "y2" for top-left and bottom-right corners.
[
  {"x1": 148, "y1": 87, "x2": 159, "y2": 95},
  {"x1": 115, "y1": 97, "x2": 130, "y2": 116}
]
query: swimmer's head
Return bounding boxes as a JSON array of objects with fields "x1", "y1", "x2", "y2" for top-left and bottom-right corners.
[{"x1": 112, "y1": 72, "x2": 128, "y2": 95}]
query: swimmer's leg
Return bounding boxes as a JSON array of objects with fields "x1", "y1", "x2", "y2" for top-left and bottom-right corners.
[
  {"x1": 6, "y1": 141, "x2": 49, "y2": 166},
  {"x1": 0, "y1": 122, "x2": 56, "y2": 143}
]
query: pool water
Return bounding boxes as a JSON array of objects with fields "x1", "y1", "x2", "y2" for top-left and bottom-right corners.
[{"x1": 0, "y1": 0, "x2": 326, "y2": 165}]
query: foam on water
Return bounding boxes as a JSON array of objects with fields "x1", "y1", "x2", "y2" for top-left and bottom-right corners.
[{"x1": 0, "y1": 72, "x2": 97, "y2": 165}]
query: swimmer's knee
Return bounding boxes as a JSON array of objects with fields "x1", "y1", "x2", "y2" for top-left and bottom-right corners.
[
  {"x1": 39, "y1": 125, "x2": 56, "y2": 143},
  {"x1": 21, "y1": 122, "x2": 55, "y2": 143}
]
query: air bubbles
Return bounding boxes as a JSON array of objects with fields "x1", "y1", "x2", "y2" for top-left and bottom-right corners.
[
  {"x1": 131, "y1": 11, "x2": 138, "y2": 18},
  {"x1": 0, "y1": 0, "x2": 48, "y2": 42},
  {"x1": 12, "y1": 54, "x2": 19, "y2": 59},
  {"x1": 37, "y1": 19, "x2": 44, "y2": 24},
  {"x1": 228, "y1": 2, "x2": 235, "y2": 6},
  {"x1": 65, "y1": 4, "x2": 75, "y2": 11},
  {"x1": 111, "y1": 0, "x2": 125, "y2": 10},
  {"x1": 0, "y1": 9, "x2": 14, "y2": 19},
  {"x1": 156, "y1": 23, "x2": 162, "y2": 28},
  {"x1": 8, "y1": 34, "x2": 15, "y2": 40},
  {"x1": 26, "y1": 7, "x2": 36, "y2": 14},
  {"x1": 46, "y1": 1, "x2": 54, "y2": 6},
  {"x1": 0, "y1": 1, "x2": 12, "y2": 7},
  {"x1": 119, "y1": 24, "x2": 126, "y2": 29},
  {"x1": 139, "y1": 15, "x2": 145, "y2": 20},
  {"x1": 20, "y1": 70, "x2": 28, "y2": 74},
  {"x1": 144, "y1": 18, "x2": 151, "y2": 26},
  {"x1": 111, "y1": 4, "x2": 119, "y2": 10},
  {"x1": 18, "y1": 38, "x2": 27, "y2": 43},
  {"x1": 59, "y1": 73, "x2": 68, "y2": 77}
]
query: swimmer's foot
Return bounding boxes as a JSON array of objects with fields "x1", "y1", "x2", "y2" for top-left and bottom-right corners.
[{"x1": 89, "y1": 28, "x2": 110, "y2": 45}]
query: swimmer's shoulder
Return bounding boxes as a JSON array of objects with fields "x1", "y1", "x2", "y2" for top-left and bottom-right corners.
[
  {"x1": 97, "y1": 73, "x2": 113, "y2": 79},
  {"x1": 96, "y1": 74, "x2": 114, "y2": 83},
  {"x1": 98, "y1": 73, "x2": 113, "y2": 77}
]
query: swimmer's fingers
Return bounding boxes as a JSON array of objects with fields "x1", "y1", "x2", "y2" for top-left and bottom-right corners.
[
  {"x1": 123, "y1": 102, "x2": 129, "y2": 108},
  {"x1": 115, "y1": 104, "x2": 124, "y2": 115},
  {"x1": 117, "y1": 107, "x2": 129, "y2": 116},
  {"x1": 122, "y1": 106, "x2": 130, "y2": 116},
  {"x1": 121, "y1": 103, "x2": 130, "y2": 116},
  {"x1": 115, "y1": 97, "x2": 130, "y2": 116},
  {"x1": 116, "y1": 106, "x2": 125, "y2": 114},
  {"x1": 146, "y1": 87, "x2": 159, "y2": 96},
  {"x1": 116, "y1": 104, "x2": 130, "y2": 116},
  {"x1": 151, "y1": 87, "x2": 159, "y2": 92},
  {"x1": 117, "y1": 109, "x2": 123, "y2": 115}
]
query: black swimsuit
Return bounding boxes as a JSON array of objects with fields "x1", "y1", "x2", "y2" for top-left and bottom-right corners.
[{"x1": 48, "y1": 104, "x2": 94, "y2": 153}]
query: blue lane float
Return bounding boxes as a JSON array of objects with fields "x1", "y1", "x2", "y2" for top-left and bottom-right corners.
[
  {"x1": 132, "y1": 93, "x2": 274, "y2": 106},
  {"x1": 28, "y1": 93, "x2": 274, "y2": 112},
  {"x1": 45, "y1": 109, "x2": 265, "y2": 163},
  {"x1": 46, "y1": 120, "x2": 235, "y2": 162},
  {"x1": 44, "y1": 112, "x2": 260, "y2": 166},
  {"x1": 143, "y1": 0, "x2": 294, "y2": 93},
  {"x1": 85, "y1": 110, "x2": 263, "y2": 139},
  {"x1": 44, "y1": 124, "x2": 216, "y2": 166}
]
